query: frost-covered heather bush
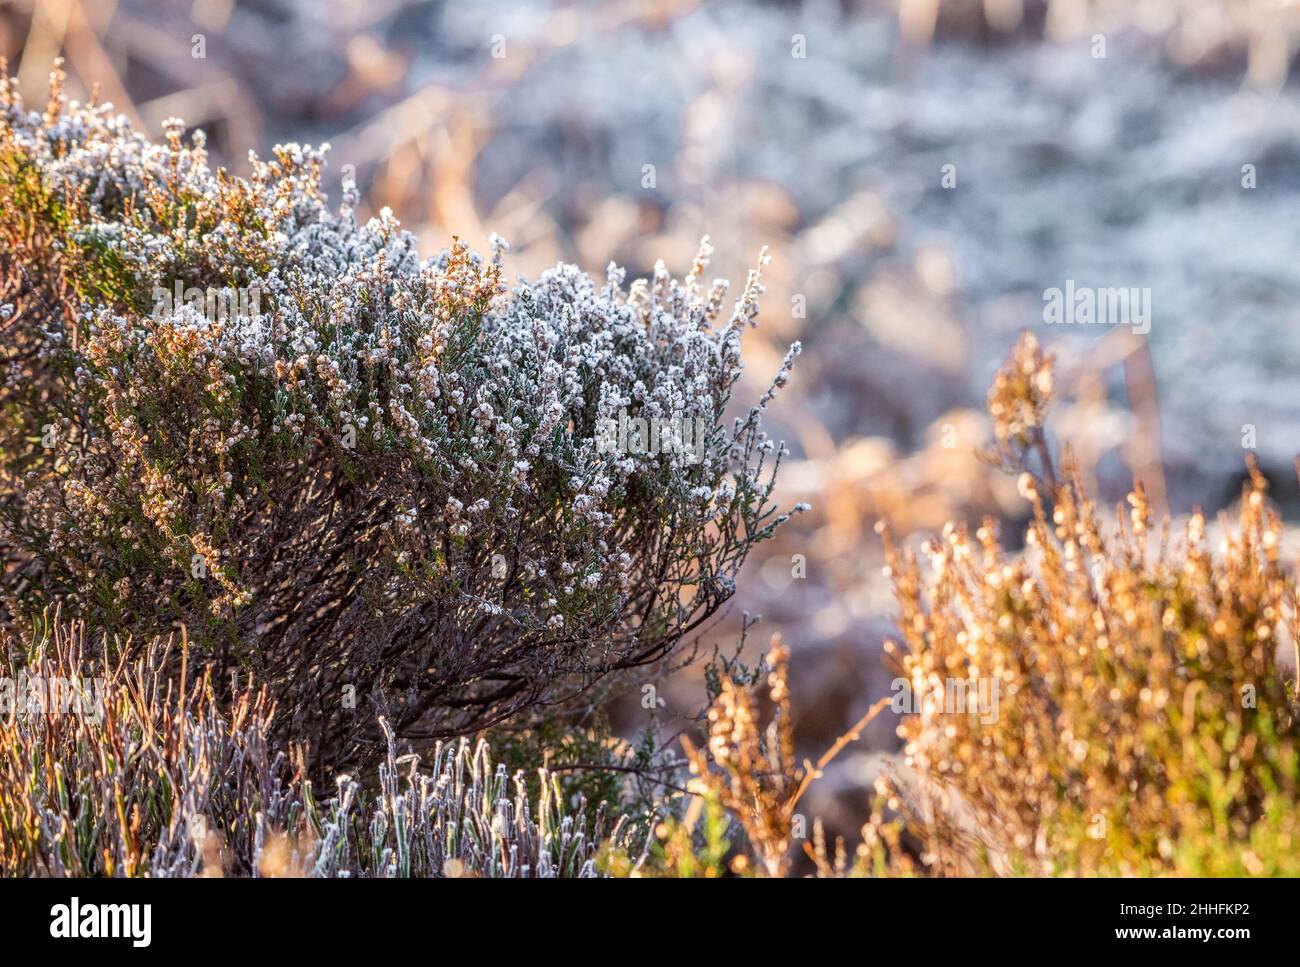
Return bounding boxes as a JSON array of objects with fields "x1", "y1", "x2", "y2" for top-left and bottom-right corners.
[
  {"x1": 0, "y1": 65, "x2": 801, "y2": 766},
  {"x1": 0, "y1": 621, "x2": 648, "y2": 877}
]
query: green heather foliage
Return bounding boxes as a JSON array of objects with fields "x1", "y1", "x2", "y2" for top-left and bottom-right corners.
[{"x1": 0, "y1": 65, "x2": 802, "y2": 768}]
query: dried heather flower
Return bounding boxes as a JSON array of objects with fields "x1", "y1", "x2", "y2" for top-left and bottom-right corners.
[{"x1": 876, "y1": 340, "x2": 1300, "y2": 876}]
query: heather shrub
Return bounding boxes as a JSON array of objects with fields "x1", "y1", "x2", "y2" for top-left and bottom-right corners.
[
  {"x1": 875, "y1": 334, "x2": 1300, "y2": 876},
  {"x1": 0, "y1": 65, "x2": 800, "y2": 768},
  {"x1": 598, "y1": 636, "x2": 898, "y2": 878},
  {"x1": 0, "y1": 621, "x2": 648, "y2": 877},
  {"x1": 613, "y1": 335, "x2": 1300, "y2": 878}
]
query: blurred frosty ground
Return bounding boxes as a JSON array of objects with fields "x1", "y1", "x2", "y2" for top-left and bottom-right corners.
[{"x1": 7, "y1": 0, "x2": 1300, "y2": 831}]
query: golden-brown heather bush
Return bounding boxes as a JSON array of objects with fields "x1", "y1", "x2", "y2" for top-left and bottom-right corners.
[
  {"x1": 876, "y1": 333, "x2": 1300, "y2": 875},
  {"x1": 607, "y1": 335, "x2": 1300, "y2": 879},
  {"x1": 595, "y1": 635, "x2": 891, "y2": 878},
  {"x1": 609, "y1": 637, "x2": 893, "y2": 878}
]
